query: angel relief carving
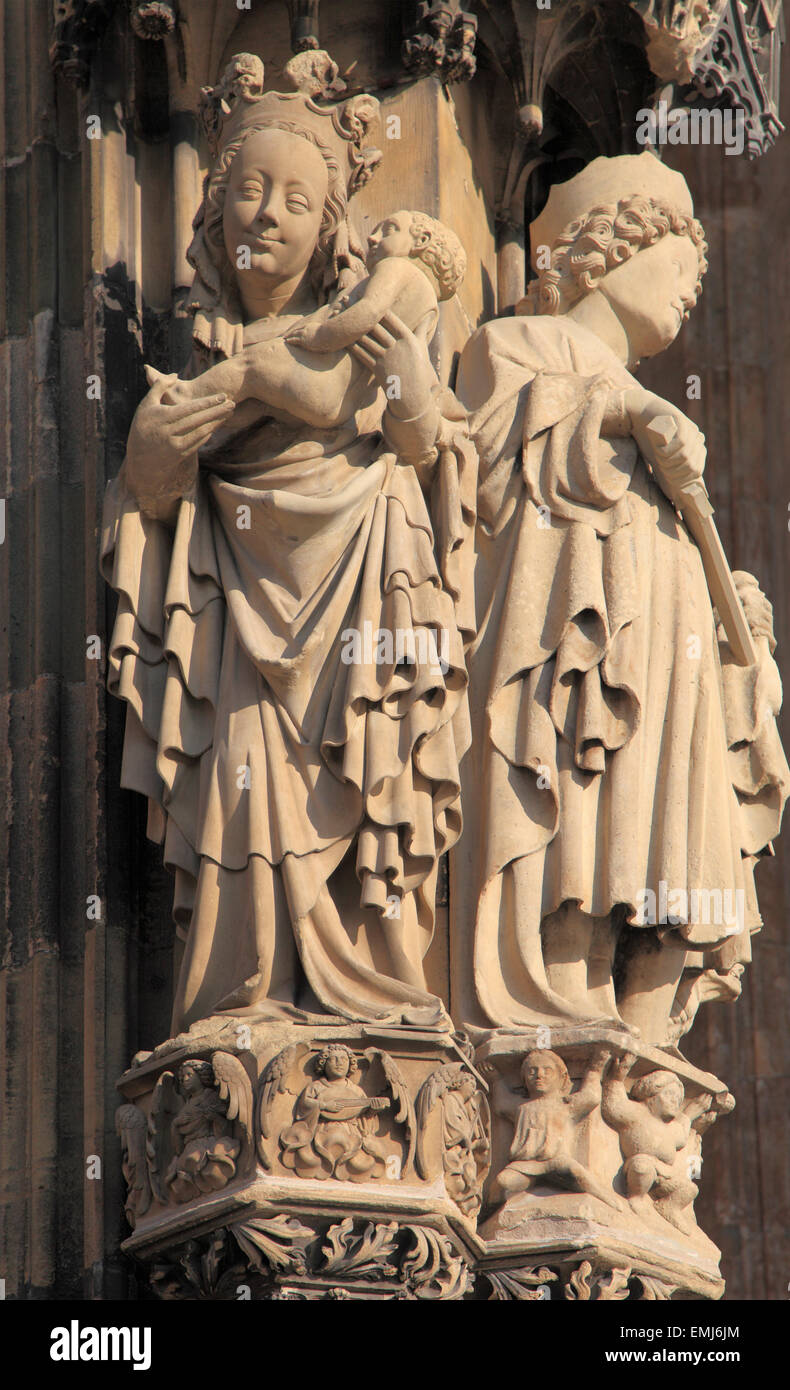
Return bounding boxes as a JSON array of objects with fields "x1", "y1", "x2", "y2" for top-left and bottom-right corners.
[
  {"x1": 415, "y1": 1063, "x2": 490, "y2": 1216},
  {"x1": 117, "y1": 1053, "x2": 255, "y2": 1221},
  {"x1": 257, "y1": 1043, "x2": 415, "y2": 1183},
  {"x1": 147, "y1": 1054, "x2": 254, "y2": 1206}
]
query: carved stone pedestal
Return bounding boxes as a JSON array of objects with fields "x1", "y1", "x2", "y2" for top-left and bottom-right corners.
[
  {"x1": 116, "y1": 1018, "x2": 489, "y2": 1300},
  {"x1": 116, "y1": 1018, "x2": 735, "y2": 1299},
  {"x1": 474, "y1": 1027, "x2": 732, "y2": 1301}
]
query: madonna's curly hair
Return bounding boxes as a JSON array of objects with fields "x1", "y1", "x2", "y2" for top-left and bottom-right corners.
[
  {"x1": 524, "y1": 195, "x2": 708, "y2": 317},
  {"x1": 407, "y1": 211, "x2": 466, "y2": 301}
]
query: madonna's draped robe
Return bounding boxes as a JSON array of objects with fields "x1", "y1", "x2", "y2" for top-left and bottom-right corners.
[{"x1": 102, "y1": 334, "x2": 474, "y2": 1031}]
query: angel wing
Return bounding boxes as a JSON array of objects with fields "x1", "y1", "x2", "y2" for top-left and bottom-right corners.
[
  {"x1": 365, "y1": 1049, "x2": 416, "y2": 1177},
  {"x1": 211, "y1": 1051, "x2": 255, "y2": 1174},
  {"x1": 472, "y1": 1089, "x2": 492, "y2": 1180},
  {"x1": 115, "y1": 1103, "x2": 151, "y2": 1226},
  {"x1": 257, "y1": 1043, "x2": 309, "y2": 1167},
  {"x1": 145, "y1": 1070, "x2": 180, "y2": 1204},
  {"x1": 415, "y1": 1063, "x2": 463, "y2": 1182}
]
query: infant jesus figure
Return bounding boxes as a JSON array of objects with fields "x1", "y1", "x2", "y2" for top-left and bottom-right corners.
[
  {"x1": 286, "y1": 209, "x2": 465, "y2": 356},
  {"x1": 155, "y1": 209, "x2": 466, "y2": 464}
]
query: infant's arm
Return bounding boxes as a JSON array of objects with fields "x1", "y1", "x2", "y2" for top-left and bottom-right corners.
[
  {"x1": 601, "y1": 1077, "x2": 638, "y2": 1129},
  {"x1": 290, "y1": 260, "x2": 418, "y2": 352}
]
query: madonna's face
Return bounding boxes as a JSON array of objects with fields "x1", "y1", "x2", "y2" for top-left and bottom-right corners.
[
  {"x1": 223, "y1": 128, "x2": 328, "y2": 293},
  {"x1": 597, "y1": 232, "x2": 700, "y2": 361}
]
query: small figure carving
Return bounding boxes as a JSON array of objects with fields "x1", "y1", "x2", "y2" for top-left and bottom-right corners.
[
  {"x1": 601, "y1": 1052, "x2": 730, "y2": 1234},
  {"x1": 257, "y1": 1043, "x2": 311, "y2": 1168},
  {"x1": 129, "y1": 2, "x2": 176, "y2": 41},
  {"x1": 148, "y1": 1053, "x2": 253, "y2": 1205},
  {"x1": 416, "y1": 1063, "x2": 490, "y2": 1216},
  {"x1": 279, "y1": 1044, "x2": 394, "y2": 1182},
  {"x1": 491, "y1": 1048, "x2": 623, "y2": 1209},
  {"x1": 115, "y1": 1101, "x2": 151, "y2": 1226}
]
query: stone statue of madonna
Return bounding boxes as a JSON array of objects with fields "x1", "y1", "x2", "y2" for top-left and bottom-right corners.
[
  {"x1": 453, "y1": 153, "x2": 790, "y2": 1046},
  {"x1": 101, "y1": 54, "x2": 474, "y2": 1033}
]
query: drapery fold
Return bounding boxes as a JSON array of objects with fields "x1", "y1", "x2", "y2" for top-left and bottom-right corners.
[
  {"x1": 452, "y1": 314, "x2": 786, "y2": 1030},
  {"x1": 102, "y1": 383, "x2": 473, "y2": 1029}
]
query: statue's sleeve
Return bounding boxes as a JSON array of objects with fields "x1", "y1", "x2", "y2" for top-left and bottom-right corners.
[
  {"x1": 100, "y1": 373, "x2": 225, "y2": 888},
  {"x1": 456, "y1": 316, "x2": 637, "y2": 538}
]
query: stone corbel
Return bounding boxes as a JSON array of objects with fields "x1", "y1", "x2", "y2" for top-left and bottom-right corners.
[
  {"x1": 628, "y1": 0, "x2": 727, "y2": 84},
  {"x1": 402, "y1": 1, "x2": 479, "y2": 84},
  {"x1": 50, "y1": 0, "x2": 119, "y2": 85},
  {"x1": 286, "y1": 0, "x2": 322, "y2": 53}
]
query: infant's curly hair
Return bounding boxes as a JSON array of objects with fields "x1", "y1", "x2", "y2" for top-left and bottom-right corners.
[
  {"x1": 407, "y1": 211, "x2": 466, "y2": 302},
  {"x1": 523, "y1": 195, "x2": 708, "y2": 317},
  {"x1": 631, "y1": 1070, "x2": 684, "y2": 1103}
]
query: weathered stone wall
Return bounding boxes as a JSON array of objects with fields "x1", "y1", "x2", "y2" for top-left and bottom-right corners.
[
  {"x1": 640, "y1": 59, "x2": 790, "y2": 1298},
  {"x1": 0, "y1": 0, "x2": 175, "y2": 1298}
]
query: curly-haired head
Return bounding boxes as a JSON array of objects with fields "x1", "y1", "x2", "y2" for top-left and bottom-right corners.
[
  {"x1": 524, "y1": 195, "x2": 707, "y2": 318},
  {"x1": 405, "y1": 211, "x2": 466, "y2": 302},
  {"x1": 631, "y1": 1070, "x2": 684, "y2": 1104},
  {"x1": 314, "y1": 1043, "x2": 357, "y2": 1077},
  {"x1": 177, "y1": 1058, "x2": 214, "y2": 1088}
]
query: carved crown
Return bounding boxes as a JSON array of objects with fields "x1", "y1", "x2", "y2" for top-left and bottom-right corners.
[{"x1": 198, "y1": 51, "x2": 382, "y2": 199}]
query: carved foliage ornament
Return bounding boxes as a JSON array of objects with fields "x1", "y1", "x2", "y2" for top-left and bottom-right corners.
[
  {"x1": 630, "y1": 0, "x2": 784, "y2": 155},
  {"x1": 148, "y1": 1216, "x2": 473, "y2": 1300},
  {"x1": 486, "y1": 1261, "x2": 678, "y2": 1301},
  {"x1": 402, "y1": 1, "x2": 478, "y2": 83},
  {"x1": 415, "y1": 1062, "x2": 491, "y2": 1216},
  {"x1": 629, "y1": 0, "x2": 726, "y2": 83},
  {"x1": 129, "y1": 1, "x2": 175, "y2": 39}
]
